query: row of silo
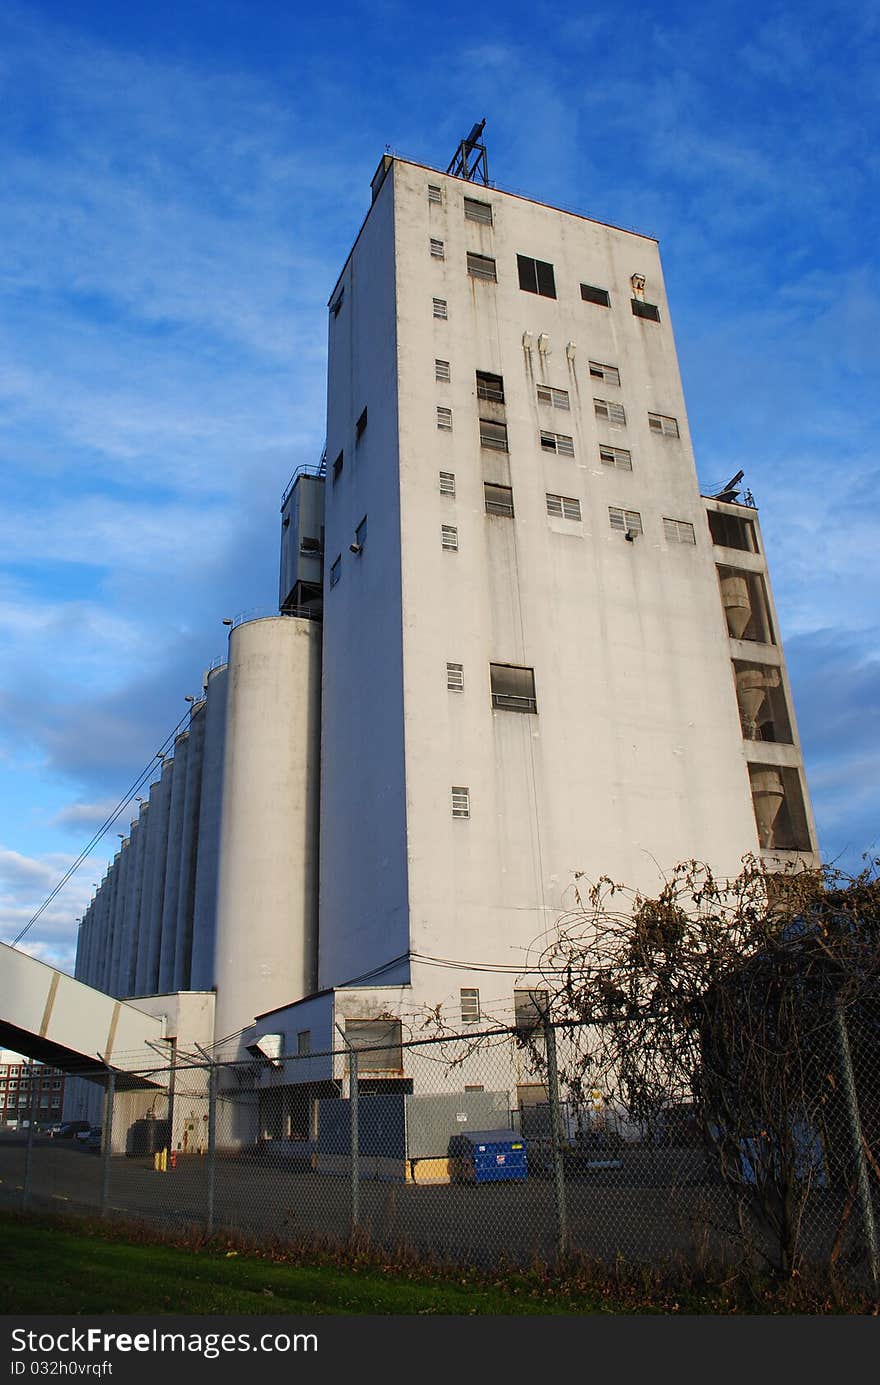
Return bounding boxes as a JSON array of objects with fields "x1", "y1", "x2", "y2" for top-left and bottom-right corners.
[{"x1": 73, "y1": 616, "x2": 322, "y2": 1052}]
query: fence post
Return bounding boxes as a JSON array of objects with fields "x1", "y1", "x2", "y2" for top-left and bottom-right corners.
[
  {"x1": 100, "y1": 1070, "x2": 116, "y2": 1218},
  {"x1": 21, "y1": 1062, "x2": 37, "y2": 1212},
  {"x1": 543, "y1": 1011, "x2": 569, "y2": 1260},
  {"x1": 205, "y1": 1062, "x2": 218, "y2": 1237},
  {"x1": 335, "y1": 1023, "x2": 359, "y2": 1233},
  {"x1": 834, "y1": 998, "x2": 879, "y2": 1288}
]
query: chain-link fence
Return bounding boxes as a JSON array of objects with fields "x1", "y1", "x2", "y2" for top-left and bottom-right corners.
[{"x1": 2, "y1": 1012, "x2": 877, "y2": 1291}]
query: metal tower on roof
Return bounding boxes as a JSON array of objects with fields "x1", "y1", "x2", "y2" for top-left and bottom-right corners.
[{"x1": 447, "y1": 119, "x2": 488, "y2": 185}]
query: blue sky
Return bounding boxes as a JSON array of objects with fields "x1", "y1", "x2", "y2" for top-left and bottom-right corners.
[{"x1": 1, "y1": 0, "x2": 878, "y2": 973}]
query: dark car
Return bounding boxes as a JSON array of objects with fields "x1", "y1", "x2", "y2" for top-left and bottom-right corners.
[{"x1": 56, "y1": 1121, "x2": 90, "y2": 1139}]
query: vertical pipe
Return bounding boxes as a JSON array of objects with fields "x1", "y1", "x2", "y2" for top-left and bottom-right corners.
[
  {"x1": 100, "y1": 1070, "x2": 116, "y2": 1217},
  {"x1": 544, "y1": 1014, "x2": 569, "y2": 1260},
  {"x1": 206, "y1": 1062, "x2": 218, "y2": 1236},
  {"x1": 22, "y1": 1062, "x2": 37, "y2": 1211},
  {"x1": 834, "y1": 999, "x2": 879, "y2": 1287},
  {"x1": 350, "y1": 1047, "x2": 360, "y2": 1232}
]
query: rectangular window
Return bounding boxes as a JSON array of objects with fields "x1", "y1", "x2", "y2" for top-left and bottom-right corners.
[
  {"x1": 433, "y1": 298, "x2": 448, "y2": 320},
  {"x1": 517, "y1": 254, "x2": 556, "y2": 298},
  {"x1": 451, "y1": 786, "x2": 470, "y2": 818},
  {"x1": 430, "y1": 237, "x2": 445, "y2": 259},
  {"x1": 428, "y1": 183, "x2": 442, "y2": 205},
  {"x1": 479, "y1": 418, "x2": 509, "y2": 452},
  {"x1": 467, "y1": 251, "x2": 497, "y2": 282},
  {"x1": 332, "y1": 450, "x2": 344, "y2": 483},
  {"x1": 632, "y1": 299, "x2": 661, "y2": 322},
  {"x1": 464, "y1": 197, "x2": 492, "y2": 224},
  {"x1": 648, "y1": 411, "x2": 680, "y2": 437},
  {"x1": 589, "y1": 360, "x2": 621, "y2": 386},
  {"x1": 460, "y1": 988, "x2": 480, "y2": 1023},
  {"x1": 707, "y1": 510, "x2": 757, "y2": 552},
  {"x1": 355, "y1": 515, "x2": 368, "y2": 548},
  {"x1": 437, "y1": 405, "x2": 453, "y2": 430},
  {"x1": 439, "y1": 471, "x2": 456, "y2": 496},
  {"x1": 490, "y1": 663, "x2": 537, "y2": 713},
  {"x1": 514, "y1": 988, "x2": 549, "y2": 1031},
  {"x1": 355, "y1": 407, "x2": 368, "y2": 441},
  {"x1": 663, "y1": 517, "x2": 696, "y2": 545},
  {"x1": 540, "y1": 430, "x2": 575, "y2": 457},
  {"x1": 536, "y1": 384, "x2": 570, "y2": 410},
  {"x1": 446, "y1": 662, "x2": 464, "y2": 691},
  {"x1": 484, "y1": 482, "x2": 514, "y2": 517},
  {"x1": 299, "y1": 535, "x2": 322, "y2": 555},
  {"x1": 476, "y1": 370, "x2": 504, "y2": 403},
  {"x1": 435, "y1": 358, "x2": 451, "y2": 383},
  {"x1": 441, "y1": 524, "x2": 459, "y2": 551},
  {"x1": 329, "y1": 555, "x2": 341, "y2": 587},
  {"x1": 594, "y1": 398, "x2": 626, "y2": 426},
  {"x1": 609, "y1": 507, "x2": 643, "y2": 536},
  {"x1": 546, "y1": 493, "x2": 581, "y2": 521},
  {"x1": 581, "y1": 282, "x2": 610, "y2": 307},
  {"x1": 599, "y1": 444, "x2": 633, "y2": 471},
  {"x1": 297, "y1": 1030, "x2": 311, "y2": 1055}
]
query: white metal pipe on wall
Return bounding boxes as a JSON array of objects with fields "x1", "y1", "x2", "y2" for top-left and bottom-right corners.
[
  {"x1": 213, "y1": 617, "x2": 321, "y2": 1049},
  {"x1": 173, "y1": 701, "x2": 206, "y2": 990},
  {"x1": 191, "y1": 665, "x2": 228, "y2": 991},
  {"x1": 157, "y1": 732, "x2": 189, "y2": 993}
]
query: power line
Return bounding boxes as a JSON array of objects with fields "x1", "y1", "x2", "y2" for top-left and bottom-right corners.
[{"x1": 9, "y1": 709, "x2": 193, "y2": 949}]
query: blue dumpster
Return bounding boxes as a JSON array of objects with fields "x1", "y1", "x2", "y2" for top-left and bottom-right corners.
[{"x1": 448, "y1": 1129, "x2": 527, "y2": 1184}]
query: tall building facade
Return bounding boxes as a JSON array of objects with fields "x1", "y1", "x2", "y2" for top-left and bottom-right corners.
[{"x1": 70, "y1": 141, "x2": 818, "y2": 1082}]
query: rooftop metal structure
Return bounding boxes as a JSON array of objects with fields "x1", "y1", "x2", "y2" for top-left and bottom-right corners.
[{"x1": 446, "y1": 118, "x2": 488, "y2": 185}]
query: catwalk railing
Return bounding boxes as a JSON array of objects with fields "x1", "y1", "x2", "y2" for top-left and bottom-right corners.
[{"x1": 3, "y1": 1013, "x2": 878, "y2": 1291}]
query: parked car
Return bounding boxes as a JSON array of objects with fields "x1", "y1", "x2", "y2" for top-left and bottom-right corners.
[
  {"x1": 84, "y1": 1125, "x2": 102, "y2": 1152},
  {"x1": 46, "y1": 1123, "x2": 64, "y2": 1138},
  {"x1": 56, "y1": 1121, "x2": 90, "y2": 1139}
]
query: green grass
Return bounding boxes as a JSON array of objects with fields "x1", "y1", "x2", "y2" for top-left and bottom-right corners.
[{"x1": 0, "y1": 1212, "x2": 613, "y2": 1315}]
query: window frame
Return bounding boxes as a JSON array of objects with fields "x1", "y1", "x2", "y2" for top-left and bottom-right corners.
[
  {"x1": 536, "y1": 384, "x2": 570, "y2": 410},
  {"x1": 451, "y1": 786, "x2": 471, "y2": 818},
  {"x1": 589, "y1": 360, "x2": 621, "y2": 386},
  {"x1": 663, "y1": 517, "x2": 697, "y2": 545},
  {"x1": 464, "y1": 196, "x2": 493, "y2": 225},
  {"x1": 446, "y1": 662, "x2": 464, "y2": 692},
  {"x1": 436, "y1": 405, "x2": 453, "y2": 431},
  {"x1": 475, "y1": 370, "x2": 505, "y2": 403},
  {"x1": 594, "y1": 398, "x2": 627, "y2": 427},
  {"x1": 580, "y1": 283, "x2": 611, "y2": 308},
  {"x1": 435, "y1": 358, "x2": 451, "y2": 383},
  {"x1": 546, "y1": 492, "x2": 582, "y2": 522},
  {"x1": 517, "y1": 253, "x2": 556, "y2": 299},
  {"x1": 438, "y1": 470, "x2": 456, "y2": 496},
  {"x1": 430, "y1": 237, "x2": 445, "y2": 259},
  {"x1": 441, "y1": 524, "x2": 459, "y2": 552},
  {"x1": 599, "y1": 444, "x2": 633, "y2": 472},
  {"x1": 460, "y1": 988, "x2": 481, "y2": 1023},
  {"x1": 466, "y1": 251, "x2": 497, "y2": 282},
  {"x1": 479, "y1": 417, "x2": 509, "y2": 452},
  {"x1": 648, "y1": 411, "x2": 680, "y2": 438},
  {"x1": 490, "y1": 663, "x2": 538, "y2": 714},
  {"x1": 432, "y1": 297, "x2": 448, "y2": 320},
  {"x1": 540, "y1": 430, "x2": 575, "y2": 457},
  {"x1": 484, "y1": 482, "x2": 515, "y2": 517},
  {"x1": 608, "y1": 506, "x2": 643, "y2": 536}
]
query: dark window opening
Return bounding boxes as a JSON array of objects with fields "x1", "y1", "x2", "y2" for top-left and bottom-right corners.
[
  {"x1": 718, "y1": 566, "x2": 776, "y2": 644},
  {"x1": 517, "y1": 254, "x2": 556, "y2": 299},
  {"x1": 514, "y1": 989, "x2": 549, "y2": 1031},
  {"x1": 484, "y1": 483, "x2": 514, "y2": 517},
  {"x1": 467, "y1": 252, "x2": 497, "y2": 282},
  {"x1": 476, "y1": 370, "x2": 505, "y2": 403},
  {"x1": 632, "y1": 299, "x2": 661, "y2": 322},
  {"x1": 708, "y1": 510, "x2": 758, "y2": 552},
  {"x1": 581, "y1": 283, "x2": 610, "y2": 307},
  {"x1": 332, "y1": 451, "x2": 344, "y2": 483},
  {"x1": 490, "y1": 663, "x2": 537, "y2": 713},
  {"x1": 479, "y1": 418, "x2": 508, "y2": 452},
  {"x1": 355, "y1": 407, "x2": 368, "y2": 441},
  {"x1": 733, "y1": 660, "x2": 793, "y2": 744}
]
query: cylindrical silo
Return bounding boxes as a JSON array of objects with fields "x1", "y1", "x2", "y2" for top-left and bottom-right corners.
[
  {"x1": 109, "y1": 837, "x2": 131, "y2": 996},
  {"x1": 94, "y1": 869, "x2": 112, "y2": 990},
  {"x1": 134, "y1": 787, "x2": 159, "y2": 994},
  {"x1": 173, "y1": 700, "x2": 206, "y2": 990},
  {"x1": 102, "y1": 850, "x2": 123, "y2": 993},
  {"x1": 141, "y1": 761, "x2": 174, "y2": 995},
  {"x1": 158, "y1": 733, "x2": 189, "y2": 992},
  {"x1": 212, "y1": 616, "x2": 321, "y2": 1049},
  {"x1": 122, "y1": 803, "x2": 150, "y2": 996},
  {"x1": 118, "y1": 816, "x2": 141, "y2": 996},
  {"x1": 191, "y1": 665, "x2": 229, "y2": 990}
]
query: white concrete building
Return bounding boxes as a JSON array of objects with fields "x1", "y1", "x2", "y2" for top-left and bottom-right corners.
[{"x1": 38, "y1": 135, "x2": 817, "y2": 1134}]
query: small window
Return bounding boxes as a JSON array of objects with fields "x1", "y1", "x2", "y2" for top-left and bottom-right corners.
[
  {"x1": 464, "y1": 197, "x2": 492, "y2": 225},
  {"x1": 460, "y1": 988, "x2": 480, "y2": 1023},
  {"x1": 490, "y1": 663, "x2": 537, "y2": 713},
  {"x1": 632, "y1": 299, "x2": 661, "y2": 322},
  {"x1": 648, "y1": 412, "x2": 679, "y2": 438},
  {"x1": 437, "y1": 405, "x2": 453, "y2": 430},
  {"x1": 300, "y1": 535, "x2": 322, "y2": 555},
  {"x1": 589, "y1": 360, "x2": 620, "y2": 386},
  {"x1": 517, "y1": 254, "x2": 556, "y2": 299},
  {"x1": 540, "y1": 430, "x2": 575, "y2": 457},
  {"x1": 356, "y1": 407, "x2": 368, "y2": 441},
  {"x1": 479, "y1": 418, "x2": 509, "y2": 452},
  {"x1": 599, "y1": 444, "x2": 633, "y2": 471},
  {"x1": 297, "y1": 1030, "x2": 311, "y2": 1055},
  {"x1": 663, "y1": 517, "x2": 696, "y2": 545},
  {"x1": 707, "y1": 510, "x2": 757, "y2": 552},
  {"x1": 546, "y1": 493, "x2": 581, "y2": 521},
  {"x1": 484, "y1": 483, "x2": 514, "y2": 517},
  {"x1": 330, "y1": 289, "x2": 344, "y2": 317},
  {"x1": 609, "y1": 507, "x2": 643, "y2": 536},
  {"x1": 476, "y1": 370, "x2": 504, "y2": 403},
  {"x1": 430, "y1": 237, "x2": 445, "y2": 259},
  {"x1": 428, "y1": 184, "x2": 443, "y2": 205},
  {"x1": 467, "y1": 251, "x2": 497, "y2": 282},
  {"x1": 594, "y1": 398, "x2": 626, "y2": 427},
  {"x1": 536, "y1": 384, "x2": 570, "y2": 410},
  {"x1": 435, "y1": 358, "x2": 451, "y2": 382},
  {"x1": 439, "y1": 471, "x2": 456, "y2": 496},
  {"x1": 451, "y1": 786, "x2": 470, "y2": 818},
  {"x1": 581, "y1": 283, "x2": 610, "y2": 308},
  {"x1": 332, "y1": 450, "x2": 344, "y2": 483},
  {"x1": 446, "y1": 662, "x2": 464, "y2": 691},
  {"x1": 355, "y1": 515, "x2": 368, "y2": 548},
  {"x1": 441, "y1": 524, "x2": 459, "y2": 551},
  {"x1": 329, "y1": 555, "x2": 341, "y2": 587},
  {"x1": 514, "y1": 988, "x2": 548, "y2": 1030},
  {"x1": 433, "y1": 298, "x2": 448, "y2": 320}
]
